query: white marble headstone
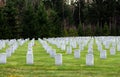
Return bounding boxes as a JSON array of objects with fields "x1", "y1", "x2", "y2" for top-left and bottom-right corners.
[
  {"x1": 100, "y1": 50, "x2": 107, "y2": 59},
  {"x1": 26, "y1": 53, "x2": 33, "y2": 64},
  {"x1": 50, "y1": 49, "x2": 56, "y2": 58},
  {"x1": 61, "y1": 44, "x2": 66, "y2": 51},
  {"x1": 66, "y1": 46, "x2": 72, "y2": 54},
  {"x1": 105, "y1": 42, "x2": 110, "y2": 49},
  {"x1": 6, "y1": 49, "x2": 12, "y2": 57},
  {"x1": 97, "y1": 45, "x2": 102, "y2": 52},
  {"x1": 117, "y1": 45, "x2": 120, "y2": 51},
  {"x1": 86, "y1": 54, "x2": 94, "y2": 66},
  {"x1": 0, "y1": 53, "x2": 6, "y2": 64},
  {"x1": 88, "y1": 47, "x2": 93, "y2": 54},
  {"x1": 110, "y1": 47, "x2": 116, "y2": 55},
  {"x1": 55, "y1": 54, "x2": 62, "y2": 65},
  {"x1": 47, "y1": 48, "x2": 51, "y2": 54},
  {"x1": 74, "y1": 50, "x2": 80, "y2": 59}
]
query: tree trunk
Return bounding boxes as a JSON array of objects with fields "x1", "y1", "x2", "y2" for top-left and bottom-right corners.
[{"x1": 78, "y1": 0, "x2": 80, "y2": 24}]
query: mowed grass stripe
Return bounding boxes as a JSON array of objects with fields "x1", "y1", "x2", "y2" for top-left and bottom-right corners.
[
  {"x1": 7, "y1": 41, "x2": 29, "y2": 65},
  {"x1": 33, "y1": 40, "x2": 55, "y2": 67}
]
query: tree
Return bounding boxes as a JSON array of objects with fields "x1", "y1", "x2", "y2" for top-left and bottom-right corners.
[
  {"x1": 36, "y1": 1, "x2": 49, "y2": 38},
  {"x1": 0, "y1": 8, "x2": 11, "y2": 39},
  {"x1": 85, "y1": 25, "x2": 93, "y2": 36},
  {"x1": 78, "y1": 23, "x2": 84, "y2": 36},
  {"x1": 73, "y1": 0, "x2": 85, "y2": 26},
  {"x1": 116, "y1": 0, "x2": 120, "y2": 35},
  {"x1": 47, "y1": 9, "x2": 62, "y2": 37},
  {"x1": 22, "y1": 3, "x2": 36, "y2": 39},
  {"x1": 2, "y1": 0, "x2": 17, "y2": 39},
  {"x1": 102, "y1": 23, "x2": 110, "y2": 36}
]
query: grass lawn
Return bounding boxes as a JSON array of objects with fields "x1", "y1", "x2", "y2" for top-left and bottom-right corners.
[{"x1": 0, "y1": 40, "x2": 120, "y2": 77}]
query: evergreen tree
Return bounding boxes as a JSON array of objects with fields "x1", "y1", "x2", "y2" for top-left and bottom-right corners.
[
  {"x1": 102, "y1": 23, "x2": 110, "y2": 36},
  {"x1": 78, "y1": 23, "x2": 84, "y2": 36},
  {"x1": 36, "y1": 1, "x2": 49, "y2": 38},
  {"x1": 1, "y1": 0, "x2": 17, "y2": 39},
  {"x1": 22, "y1": 3, "x2": 36, "y2": 39}
]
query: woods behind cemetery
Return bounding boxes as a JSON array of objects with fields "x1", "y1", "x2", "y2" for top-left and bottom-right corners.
[{"x1": 0, "y1": 0, "x2": 120, "y2": 39}]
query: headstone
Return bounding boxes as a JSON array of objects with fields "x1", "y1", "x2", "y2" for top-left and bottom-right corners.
[
  {"x1": 100, "y1": 50, "x2": 107, "y2": 59},
  {"x1": 50, "y1": 49, "x2": 56, "y2": 58},
  {"x1": 28, "y1": 47, "x2": 33, "y2": 53},
  {"x1": 88, "y1": 47, "x2": 93, "y2": 54},
  {"x1": 55, "y1": 54, "x2": 62, "y2": 65},
  {"x1": 66, "y1": 46, "x2": 72, "y2": 54},
  {"x1": 117, "y1": 44, "x2": 120, "y2": 51},
  {"x1": 79, "y1": 44, "x2": 84, "y2": 51},
  {"x1": 72, "y1": 42, "x2": 77, "y2": 48},
  {"x1": 47, "y1": 48, "x2": 51, "y2": 54},
  {"x1": 0, "y1": 53, "x2": 6, "y2": 64},
  {"x1": 97, "y1": 44, "x2": 102, "y2": 52},
  {"x1": 10, "y1": 46, "x2": 15, "y2": 54},
  {"x1": 74, "y1": 50, "x2": 80, "y2": 59},
  {"x1": 6, "y1": 49, "x2": 11, "y2": 57},
  {"x1": 105, "y1": 42, "x2": 110, "y2": 49},
  {"x1": 86, "y1": 54, "x2": 94, "y2": 66},
  {"x1": 26, "y1": 53, "x2": 33, "y2": 64},
  {"x1": 110, "y1": 47, "x2": 116, "y2": 55},
  {"x1": 61, "y1": 44, "x2": 66, "y2": 51},
  {"x1": 81, "y1": 45, "x2": 84, "y2": 51}
]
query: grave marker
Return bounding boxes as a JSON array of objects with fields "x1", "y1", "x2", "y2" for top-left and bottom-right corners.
[
  {"x1": 86, "y1": 54, "x2": 94, "y2": 66},
  {"x1": 55, "y1": 54, "x2": 62, "y2": 65},
  {"x1": 100, "y1": 50, "x2": 107, "y2": 59},
  {"x1": 0, "y1": 53, "x2": 6, "y2": 64},
  {"x1": 74, "y1": 50, "x2": 80, "y2": 59}
]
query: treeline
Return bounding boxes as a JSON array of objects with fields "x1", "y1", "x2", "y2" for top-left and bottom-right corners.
[{"x1": 0, "y1": 0, "x2": 120, "y2": 39}]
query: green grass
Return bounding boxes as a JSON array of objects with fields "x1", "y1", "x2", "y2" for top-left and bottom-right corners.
[{"x1": 0, "y1": 40, "x2": 120, "y2": 77}]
